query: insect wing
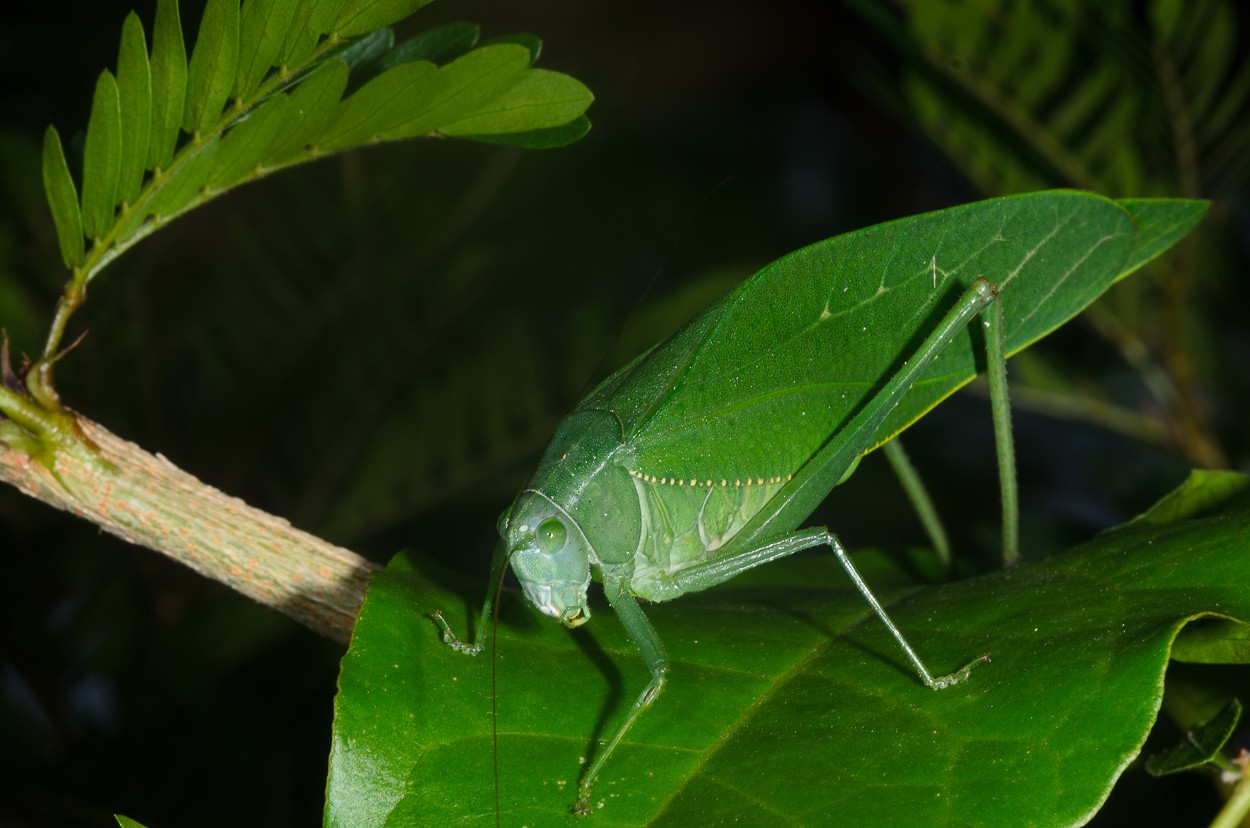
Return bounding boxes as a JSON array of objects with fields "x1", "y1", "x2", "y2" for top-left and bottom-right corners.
[{"x1": 585, "y1": 192, "x2": 1177, "y2": 486}]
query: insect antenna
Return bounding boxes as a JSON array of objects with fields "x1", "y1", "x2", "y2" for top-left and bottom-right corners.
[
  {"x1": 491, "y1": 555, "x2": 505, "y2": 828},
  {"x1": 577, "y1": 174, "x2": 737, "y2": 392}
]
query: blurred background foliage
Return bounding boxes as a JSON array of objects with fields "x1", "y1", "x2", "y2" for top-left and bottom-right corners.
[{"x1": 1, "y1": 0, "x2": 1247, "y2": 825}]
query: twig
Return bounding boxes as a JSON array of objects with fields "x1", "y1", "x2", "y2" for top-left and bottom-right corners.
[{"x1": 0, "y1": 415, "x2": 377, "y2": 644}]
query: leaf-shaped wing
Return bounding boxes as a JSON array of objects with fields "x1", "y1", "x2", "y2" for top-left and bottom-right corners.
[{"x1": 579, "y1": 192, "x2": 1204, "y2": 485}]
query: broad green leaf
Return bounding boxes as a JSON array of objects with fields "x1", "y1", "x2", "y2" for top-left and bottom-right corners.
[
  {"x1": 328, "y1": 471, "x2": 1250, "y2": 825},
  {"x1": 116, "y1": 12, "x2": 153, "y2": 205},
  {"x1": 207, "y1": 94, "x2": 291, "y2": 190},
  {"x1": 319, "y1": 60, "x2": 444, "y2": 149},
  {"x1": 264, "y1": 58, "x2": 349, "y2": 163},
  {"x1": 81, "y1": 70, "x2": 123, "y2": 241},
  {"x1": 115, "y1": 817, "x2": 152, "y2": 828},
  {"x1": 183, "y1": 0, "x2": 240, "y2": 136},
  {"x1": 236, "y1": 0, "x2": 300, "y2": 99},
  {"x1": 1171, "y1": 619, "x2": 1250, "y2": 664},
  {"x1": 1130, "y1": 468, "x2": 1250, "y2": 525},
  {"x1": 41, "y1": 126, "x2": 84, "y2": 268},
  {"x1": 334, "y1": 0, "x2": 437, "y2": 39},
  {"x1": 378, "y1": 22, "x2": 480, "y2": 70},
  {"x1": 148, "y1": 0, "x2": 187, "y2": 170},
  {"x1": 1146, "y1": 698, "x2": 1241, "y2": 776},
  {"x1": 1116, "y1": 197, "x2": 1207, "y2": 275}
]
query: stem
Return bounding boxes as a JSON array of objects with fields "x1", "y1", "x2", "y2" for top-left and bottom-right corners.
[
  {"x1": 1210, "y1": 757, "x2": 1250, "y2": 828},
  {"x1": 30, "y1": 281, "x2": 85, "y2": 407},
  {"x1": 0, "y1": 414, "x2": 376, "y2": 643}
]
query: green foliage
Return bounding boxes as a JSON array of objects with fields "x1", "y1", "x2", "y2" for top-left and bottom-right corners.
[
  {"x1": 847, "y1": 0, "x2": 1248, "y2": 477},
  {"x1": 330, "y1": 471, "x2": 1250, "y2": 825},
  {"x1": 323, "y1": 194, "x2": 1218, "y2": 825},
  {"x1": 1146, "y1": 698, "x2": 1242, "y2": 776},
  {"x1": 116, "y1": 13, "x2": 152, "y2": 205},
  {"x1": 850, "y1": 0, "x2": 1250, "y2": 198},
  {"x1": 81, "y1": 71, "x2": 123, "y2": 241},
  {"x1": 236, "y1": 0, "x2": 299, "y2": 100},
  {"x1": 6, "y1": 4, "x2": 1244, "y2": 826},
  {"x1": 40, "y1": 128, "x2": 83, "y2": 268},
  {"x1": 148, "y1": 0, "x2": 188, "y2": 171},
  {"x1": 183, "y1": 0, "x2": 241, "y2": 137},
  {"x1": 40, "y1": 0, "x2": 593, "y2": 296}
]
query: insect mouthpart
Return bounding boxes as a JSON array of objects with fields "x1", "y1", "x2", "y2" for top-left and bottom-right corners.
[{"x1": 517, "y1": 577, "x2": 593, "y2": 627}]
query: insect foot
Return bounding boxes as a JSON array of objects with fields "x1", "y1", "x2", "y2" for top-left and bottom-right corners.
[
  {"x1": 927, "y1": 653, "x2": 991, "y2": 690},
  {"x1": 429, "y1": 611, "x2": 484, "y2": 656},
  {"x1": 572, "y1": 794, "x2": 594, "y2": 817}
]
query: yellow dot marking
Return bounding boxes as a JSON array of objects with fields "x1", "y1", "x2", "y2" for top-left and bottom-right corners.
[{"x1": 628, "y1": 470, "x2": 793, "y2": 488}]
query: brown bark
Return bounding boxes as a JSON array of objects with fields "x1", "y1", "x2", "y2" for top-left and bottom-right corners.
[{"x1": 0, "y1": 416, "x2": 377, "y2": 644}]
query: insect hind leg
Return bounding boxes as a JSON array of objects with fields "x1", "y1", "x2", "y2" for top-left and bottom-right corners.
[
  {"x1": 669, "y1": 526, "x2": 987, "y2": 689},
  {"x1": 819, "y1": 528, "x2": 988, "y2": 689}
]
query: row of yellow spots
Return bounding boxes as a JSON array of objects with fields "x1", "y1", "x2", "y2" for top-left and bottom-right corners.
[{"x1": 629, "y1": 469, "x2": 793, "y2": 487}]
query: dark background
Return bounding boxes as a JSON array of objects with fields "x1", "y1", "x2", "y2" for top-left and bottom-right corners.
[{"x1": 2, "y1": 1, "x2": 1248, "y2": 825}]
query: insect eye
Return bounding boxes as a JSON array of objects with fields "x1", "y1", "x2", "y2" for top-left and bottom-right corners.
[{"x1": 536, "y1": 517, "x2": 567, "y2": 554}]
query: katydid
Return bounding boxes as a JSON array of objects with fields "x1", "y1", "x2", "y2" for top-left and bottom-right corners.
[{"x1": 432, "y1": 191, "x2": 1201, "y2": 815}]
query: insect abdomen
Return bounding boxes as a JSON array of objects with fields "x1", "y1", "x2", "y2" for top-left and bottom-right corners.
[{"x1": 627, "y1": 470, "x2": 791, "y2": 601}]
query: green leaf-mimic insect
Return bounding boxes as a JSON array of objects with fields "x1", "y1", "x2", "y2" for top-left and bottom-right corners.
[{"x1": 434, "y1": 190, "x2": 1208, "y2": 815}]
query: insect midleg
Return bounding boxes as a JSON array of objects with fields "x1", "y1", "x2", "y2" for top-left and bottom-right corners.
[{"x1": 882, "y1": 438, "x2": 952, "y2": 569}]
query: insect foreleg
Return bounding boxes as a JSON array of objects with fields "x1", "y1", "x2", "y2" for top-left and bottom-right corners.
[
  {"x1": 431, "y1": 539, "x2": 510, "y2": 655},
  {"x1": 670, "y1": 528, "x2": 988, "y2": 689},
  {"x1": 573, "y1": 586, "x2": 668, "y2": 816}
]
